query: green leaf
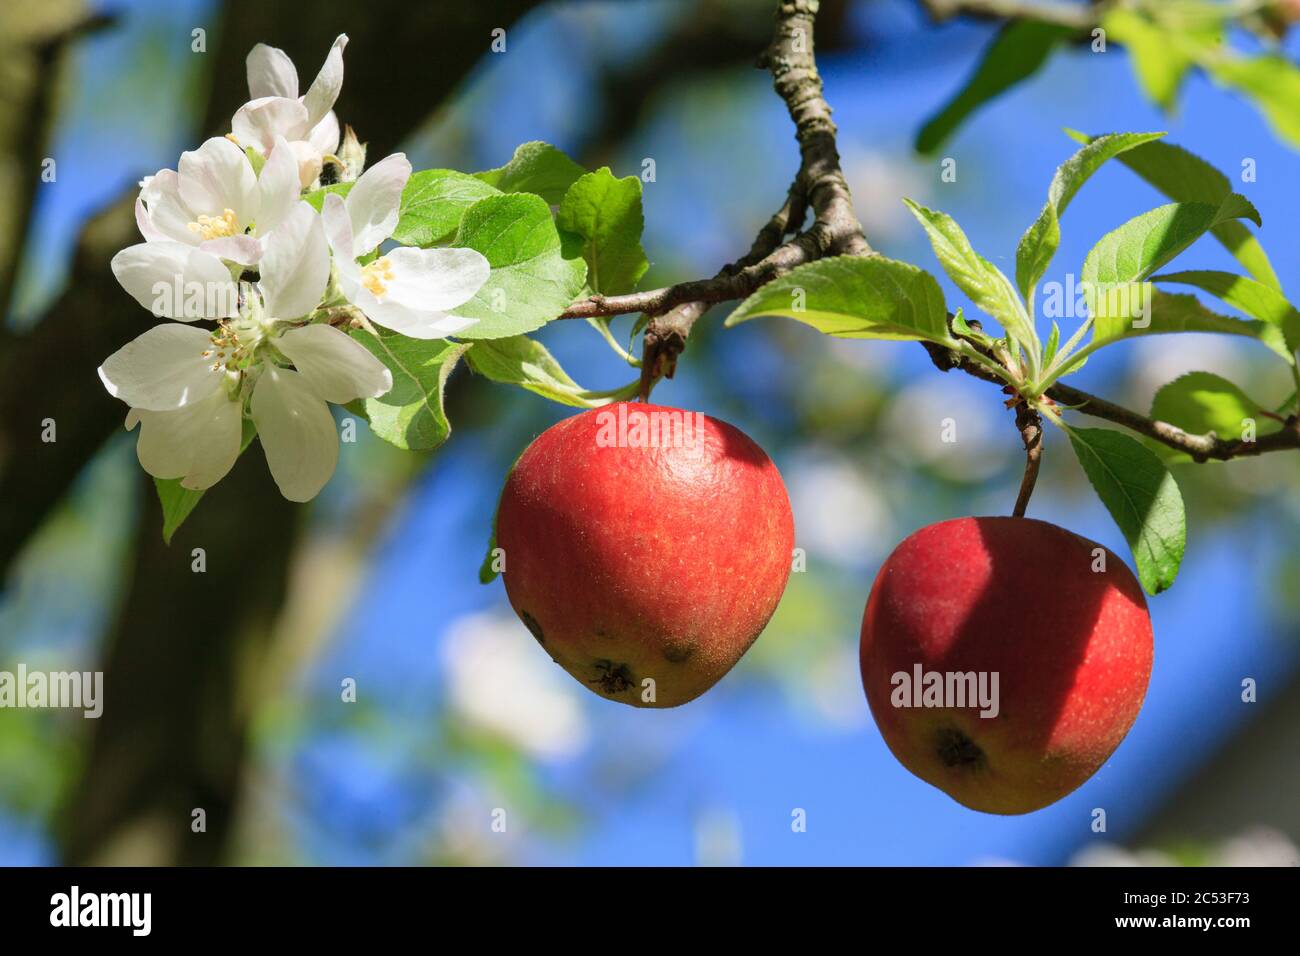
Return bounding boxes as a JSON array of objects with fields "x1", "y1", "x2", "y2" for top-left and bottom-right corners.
[
  {"x1": 1154, "y1": 269, "x2": 1300, "y2": 356},
  {"x1": 1102, "y1": 9, "x2": 1200, "y2": 111},
  {"x1": 1090, "y1": 290, "x2": 1292, "y2": 360},
  {"x1": 1015, "y1": 131, "x2": 1166, "y2": 300},
  {"x1": 349, "y1": 329, "x2": 469, "y2": 450},
  {"x1": 474, "y1": 141, "x2": 586, "y2": 205},
  {"x1": 479, "y1": 508, "x2": 502, "y2": 584},
  {"x1": 479, "y1": 449, "x2": 527, "y2": 585},
  {"x1": 465, "y1": 335, "x2": 635, "y2": 408},
  {"x1": 1066, "y1": 132, "x2": 1281, "y2": 291},
  {"x1": 1203, "y1": 53, "x2": 1300, "y2": 150},
  {"x1": 903, "y1": 199, "x2": 1037, "y2": 363},
  {"x1": 555, "y1": 168, "x2": 647, "y2": 296},
  {"x1": 449, "y1": 193, "x2": 588, "y2": 340},
  {"x1": 1150, "y1": 371, "x2": 1272, "y2": 442},
  {"x1": 724, "y1": 254, "x2": 952, "y2": 344},
  {"x1": 1043, "y1": 320, "x2": 1061, "y2": 368},
  {"x1": 154, "y1": 419, "x2": 257, "y2": 543},
  {"x1": 1067, "y1": 426, "x2": 1186, "y2": 595},
  {"x1": 1081, "y1": 197, "x2": 1260, "y2": 327},
  {"x1": 156, "y1": 481, "x2": 204, "y2": 546},
  {"x1": 390, "y1": 170, "x2": 501, "y2": 247},
  {"x1": 915, "y1": 20, "x2": 1077, "y2": 154},
  {"x1": 303, "y1": 182, "x2": 353, "y2": 211}
]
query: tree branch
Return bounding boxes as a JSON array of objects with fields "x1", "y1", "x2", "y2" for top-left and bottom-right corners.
[
  {"x1": 571, "y1": 0, "x2": 871, "y2": 396},
  {"x1": 570, "y1": 0, "x2": 1300, "y2": 468},
  {"x1": 923, "y1": 335, "x2": 1300, "y2": 462},
  {"x1": 1011, "y1": 399, "x2": 1043, "y2": 516}
]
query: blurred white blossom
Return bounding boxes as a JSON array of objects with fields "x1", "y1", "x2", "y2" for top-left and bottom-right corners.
[
  {"x1": 788, "y1": 454, "x2": 890, "y2": 567},
  {"x1": 883, "y1": 378, "x2": 1009, "y2": 481},
  {"x1": 441, "y1": 610, "x2": 590, "y2": 761}
]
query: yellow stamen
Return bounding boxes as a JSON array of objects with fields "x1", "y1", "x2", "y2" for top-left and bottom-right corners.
[
  {"x1": 361, "y1": 256, "x2": 396, "y2": 299},
  {"x1": 187, "y1": 208, "x2": 239, "y2": 240}
]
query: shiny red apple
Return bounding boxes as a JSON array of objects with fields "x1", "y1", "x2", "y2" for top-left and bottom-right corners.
[
  {"x1": 860, "y1": 516, "x2": 1153, "y2": 814},
  {"x1": 496, "y1": 402, "x2": 795, "y2": 707}
]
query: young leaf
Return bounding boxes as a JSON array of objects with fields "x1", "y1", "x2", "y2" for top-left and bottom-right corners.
[
  {"x1": 465, "y1": 335, "x2": 635, "y2": 408},
  {"x1": 473, "y1": 141, "x2": 586, "y2": 204},
  {"x1": 156, "y1": 480, "x2": 205, "y2": 546},
  {"x1": 1042, "y1": 320, "x2": 1061, "y2": 368},
  {"x1": 349, "y1": 329, "x2": 469, "y2": 450},
  {"x1": 479, "y1": 500, "x2": 503, "y2": 585},
  {"x1": 1066, "y1": 132, "x2": 1281, "y2": 290},
  {"x1": 1154, "y1": 270, "x2": 1300, "y2": 355},
  {"x1": 1090, "y1": 290, "x2": 1292, "y2": 361},
  {"x1": 555, "y1": 168, "x2": 648, "y2": 296},
  {"x1": 903, "y1": 199, "x2": 1037, "y2": 364},
  {"x1": 915, "y1": 20, "x2": 1077, "y2": 154},
  {"x1": 1150, "y1": 371, "x2": 1272, "y2": 442},
  {"x1": 1101, "y1": 9, "x2": 1200, "y2": 111},
  {"x1": 154, "y1": 419, "x2": 258, "y2": 543},
  {"x1": 1015, "y1": 131, "x2": 1165, "y2": 300},
  {"x1": 724, "y1": 254, "x2": 952, "y2": 344},
  {"x1": 479, "y1": 449, "x2": 527, "y2": 586},
  {"x1": 1203, "y1": 54, "x2": 1300, "y2": 150},
  {"x1": 1067, "y1": 426, "x2": 1186, "y2": 595},
  {"x1": 390, "y1": 170, "x2": 501, "y2": 247},
  {"x1": 450, "y1": 193, "x2": 588, "y2": 340},
  {"x1": 303, "y1": 182, "x2": 353, "y2": 211},
  {"x1": 1081, "y1": 197, "x2": 1260, "y2": 328}
]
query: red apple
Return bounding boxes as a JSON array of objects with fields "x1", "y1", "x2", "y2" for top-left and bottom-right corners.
[
  {"x1": 496, "y1": 402, "x2": 795, "y2": 707},
  {"x1": 859, "y1": 516, "x2": 1153, "y2": 814}
]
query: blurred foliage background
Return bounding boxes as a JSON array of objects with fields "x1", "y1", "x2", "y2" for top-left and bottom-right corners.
[{"x1": 0, "y1": 0, "x2": 1298, "y2": 866}]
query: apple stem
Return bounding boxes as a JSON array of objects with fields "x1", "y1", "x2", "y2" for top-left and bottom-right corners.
[{"x1": 1011, "y1": 399, "x2": 1043, "y2": 518}]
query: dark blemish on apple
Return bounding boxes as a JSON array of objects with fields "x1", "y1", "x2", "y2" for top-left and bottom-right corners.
[
  {"x1": 935, "y1": 726, "x2": 986, "y2": 770},
  {"x1": 520, "y1": 610, "x2": 545, "y2": 645},
  {"x1": 590, "y1": 659, "x2": 634, "y2": 695},
  {"x1": 662, "y1": 638, "x2": 696, "y2": 663}
]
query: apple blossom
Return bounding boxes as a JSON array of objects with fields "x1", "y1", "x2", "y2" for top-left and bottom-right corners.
[
  {"x1": 232, "y1": 34, "x2": 348, "y2": 189},
  {"x1": 99, "y1": 202, "x2": 392, "y2": 501},
  {"x1": 114, "y1": 134, "x2": 306, "y2": 321},
  {"x1": 320, "y1": 153, "x2": 490, "y2": 339}
]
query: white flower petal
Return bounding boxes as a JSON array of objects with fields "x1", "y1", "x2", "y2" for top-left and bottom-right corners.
[
  {"x1": 319, "y1": 192, "x2": 355, "y2": 258},
  {"x1": 344, "y1": 152, "x2": 409, "y2": 255},
  {"x1": 129, "y1": 387, "x2": 243, "y2": 490},
  {"x1": 232, "y1": 96, "x2": 309, "y2": 154},
  {"x1": 307, "y1": 111, "x2": 340, "y2": 157},
  {"x1": 110, "y1": 242, "x2": 238, "y2": 320},
  {"x1": 276, "y1": 323, "x2": 392, "y2": 403},
  {"x1": 98, "y1": 323, "x2": 223, "y2": 411},
  {"x1": 135, "y1": 197, "x2": 167, "y2": 243},
  {"x1": 177, "y1": 137, "x2": 257, "y2": 226},
  {"x1": 201, "y1": 235, "x2": 262, "y2": 266},
  {"x1": 361, "y1": 295, "x2": 477, "y2": 339},
  {"x1": 251, "y1": 366, "x2": 339, "y2": 502},
  {"x1": 302, "y1": 34, "x2": 348, "y2": 130},
  {"x1": 259, "y1": 202, "x2": 329, "y2": 320},
  {"x1": 289, "y1": 140, "x2": 324, "y2": 190},
  {"x1": 139, "y1": 170, "x2": 199, "y2": 245},
  {"x1": 246, "y1": 42, "x2": 299, "y2": 99},
  {"x1": 382, "y1": 247, "x2": 490, "y2": 311},
  {"x1": 257, "y1": 136, "x2": 301, "y2": 234}
]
